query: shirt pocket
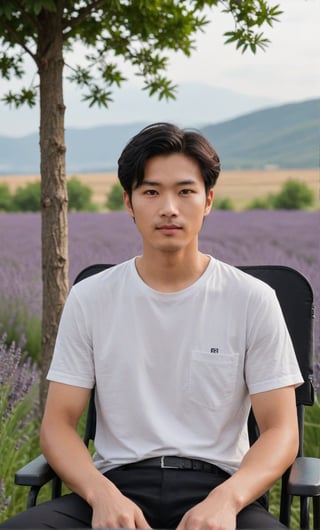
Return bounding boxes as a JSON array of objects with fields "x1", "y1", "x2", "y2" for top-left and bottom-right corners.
[{"x1": 187, "y1": 350, "x2": 240, "y2": 411}]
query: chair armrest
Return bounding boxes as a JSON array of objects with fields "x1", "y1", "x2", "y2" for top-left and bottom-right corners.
[
  {"x1": 15, "y1": 454, "x2": 56, "y2": 487},
  {"x1": 288, "y1": 457, "x2": 320, "y2": 497}
]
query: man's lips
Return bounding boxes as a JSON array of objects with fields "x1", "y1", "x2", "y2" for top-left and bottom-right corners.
[
  {"x1": 156, "y1": 224, "x2": 182, "y2": 230},
  {"x1": 155, "y1": 224, "x2": 183, "y2": 234}
]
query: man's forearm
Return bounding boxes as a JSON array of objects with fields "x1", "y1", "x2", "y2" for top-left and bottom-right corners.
[
  {"x1": 40, "y1": 421, "x2": 114, "y2": 504},
  {"x1": 40, "y1": 421, "x2": 151, "y2": 529},
  {"x1": 211, "y1": 424, "x2": 298, "y2": 512},
  {"x1": 176, "y1": 423, "x2": 299, "y2": 530}
]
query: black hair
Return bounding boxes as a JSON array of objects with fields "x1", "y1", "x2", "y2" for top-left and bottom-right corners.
[{"x1": 117, "y1": 122, "x2": 220, "y2": 201}]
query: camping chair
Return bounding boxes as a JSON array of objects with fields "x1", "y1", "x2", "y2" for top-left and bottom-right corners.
[{"x1": 15, "y1": 264, "x2": 320, "y2": 529}]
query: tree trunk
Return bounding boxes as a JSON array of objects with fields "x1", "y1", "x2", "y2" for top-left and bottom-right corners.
[{"x1": 37, "y1": 7, "x2": 68, "y2": 413}]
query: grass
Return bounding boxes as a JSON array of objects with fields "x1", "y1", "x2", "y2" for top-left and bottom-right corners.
[
  {"x1": 0, "y1": 297, "x2": 41, "y2": 364},
  {"x1": 0, "y1": 403, "x2": 40, "y2": 520},
  {"x1": 269, "y1": 399, "x2": 320, "y2": 528}
]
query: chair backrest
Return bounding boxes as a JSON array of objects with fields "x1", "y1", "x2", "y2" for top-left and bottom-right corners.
[
  {"x1": 238, "y1": 265, "x2": 314, "y2": 407},
  {"x1": 73, "y1": 263, "x2": 315, "y2": 449}
]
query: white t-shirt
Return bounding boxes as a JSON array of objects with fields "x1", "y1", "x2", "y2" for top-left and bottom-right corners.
[{"x1": 47, "y1": 257, "x2": 303, "y2": 475}]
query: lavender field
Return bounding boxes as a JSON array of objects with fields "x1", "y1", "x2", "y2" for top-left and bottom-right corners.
[{"x1": 0, "y1": 210, "x2": 319, "y2": 385}]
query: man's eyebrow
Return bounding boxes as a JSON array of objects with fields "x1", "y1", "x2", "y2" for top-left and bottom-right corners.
[{"x1": 141, "y1": 179, "x2": 199, "y2": 187}]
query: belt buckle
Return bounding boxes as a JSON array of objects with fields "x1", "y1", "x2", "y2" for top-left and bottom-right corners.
[{"x1": 160, "y1": 456, "x2": 180, "y2": 469}]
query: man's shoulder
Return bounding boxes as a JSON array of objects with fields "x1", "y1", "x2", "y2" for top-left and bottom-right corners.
[
  {"x1": 71, "y1": 258, "x2": 135, "y2": 296},
  {"x1": 212, "y1": 258, "x2": 274, "y2": 295}
]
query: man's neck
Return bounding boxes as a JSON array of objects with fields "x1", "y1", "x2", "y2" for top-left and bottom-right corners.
[{"x1": 135, "y1": 251, "x2": 210, "y2": 293}]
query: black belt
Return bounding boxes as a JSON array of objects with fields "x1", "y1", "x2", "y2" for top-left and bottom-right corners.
[{"x1": 121, "y1": 456, "x2": 229, "y2": 475}]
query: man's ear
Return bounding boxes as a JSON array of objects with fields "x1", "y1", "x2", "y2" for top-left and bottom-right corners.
[
  {"x1": 123, "y1": 191, "x2": 134, "y2": 217},
  {"x1": 204, "y1": 189, "x2": 214, "y2": 216}
]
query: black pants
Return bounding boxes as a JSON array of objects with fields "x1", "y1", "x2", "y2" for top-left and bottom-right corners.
[{"x1": 0, "y1": 466, "x2": 286, "y2": 529}]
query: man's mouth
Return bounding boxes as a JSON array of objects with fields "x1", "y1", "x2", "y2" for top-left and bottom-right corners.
[{"x1": 156, "y1": 224, "x2": 182, "y2": 233}]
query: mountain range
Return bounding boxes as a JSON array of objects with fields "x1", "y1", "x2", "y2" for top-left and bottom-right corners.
[{"x1": 0, "y1": 97, "x2": 318, "y2": 173}]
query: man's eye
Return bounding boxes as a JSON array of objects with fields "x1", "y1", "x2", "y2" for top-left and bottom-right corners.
[
  {"x1": 180, "y1": 189, "x2": 194, "y2": 195},
  {"x1": 144, "y1": 189, "x2": 158, "y2": 195}
]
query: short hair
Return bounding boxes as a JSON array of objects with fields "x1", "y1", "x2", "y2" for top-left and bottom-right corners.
[{"x1": 118, "y1": 122, "x2": 220, "y2": 200}]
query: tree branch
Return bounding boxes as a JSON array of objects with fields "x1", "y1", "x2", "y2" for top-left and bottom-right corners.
[
  {"x1": 2, "y1": 24, "x2": 37, "y2": 63},
  {"x1": 1, "y1": 0, "x2": 39, "y2": 62},
  {"x1": 63, "y1": 0, "x2": 107, "y2": 36}
]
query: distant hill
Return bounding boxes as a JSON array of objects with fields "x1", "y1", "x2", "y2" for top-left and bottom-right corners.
[
  {"x1": 0, "y1": 98, "x2": 318, "y2": 173},
  {"x1": 0, "y1": 82, "x2": 278, "y2": 137},
  {"x1": 202, "y1": 99, "x2": 320, "y2": 169}
]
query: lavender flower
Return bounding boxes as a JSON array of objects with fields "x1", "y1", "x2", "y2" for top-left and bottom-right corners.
[
  {"x1": 0, "y1": 335, "x2": 39, "y2": 522},
  {"x1": 0, "y1": 210, "x2": 319, "y2": 387},
  {"x1": 0, "y1": 334, "x2": 39, "y2": 418},
  {"x1": 0, "y1": 480, "x2": 11, "y2": 517}
]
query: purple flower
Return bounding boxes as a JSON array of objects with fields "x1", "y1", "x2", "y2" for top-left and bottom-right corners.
[
  {"x1": 0, "y1": 479, "x2": 11, "y2": 517},
  {"x1": 0, "y1": 334, "x2": 39, "y2": 418},
  {"x1": 0, "y1": 211, "x2": 319, "y2": 390}
]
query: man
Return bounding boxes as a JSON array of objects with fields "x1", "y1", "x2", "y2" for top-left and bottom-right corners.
[{"x1": 2, "y1": 123, "x2": 303, "y2": 529}]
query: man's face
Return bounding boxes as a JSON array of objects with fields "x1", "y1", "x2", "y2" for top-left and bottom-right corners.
[{"x1": 123, "y1": 153, "x2": 214, "y2": 256}]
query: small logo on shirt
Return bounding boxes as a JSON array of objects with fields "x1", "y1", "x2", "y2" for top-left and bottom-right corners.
[{"x1": 210, "y1": 347, "x2": 219, "y2": 354}]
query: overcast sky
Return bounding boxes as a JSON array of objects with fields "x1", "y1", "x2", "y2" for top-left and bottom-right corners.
[
  {"x1": 0, "y1": 0, "x2": 319, "y2": 136},
  {"x1": 168, "y1": 0, "x2": 320, "y2": 99}
]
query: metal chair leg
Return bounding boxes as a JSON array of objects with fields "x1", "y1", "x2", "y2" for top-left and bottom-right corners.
[{"x1": 313, "y1": 496, "x2": 320, "y2": 530}]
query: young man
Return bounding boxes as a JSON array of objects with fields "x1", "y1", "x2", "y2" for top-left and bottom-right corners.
[{"x1": 2, "y1": 123, "x2": 303, "y2": 529}]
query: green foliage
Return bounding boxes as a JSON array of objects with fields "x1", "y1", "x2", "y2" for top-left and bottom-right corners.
[
  {"x1": 246, "y1": 179, "x2": 315, "y2": 211},
  {"x1": 223, "y1": 0, "x2": 282, "y2": 52},
  {"x1": 106, "y1": 182, "x2": 124, "y2": 211},
  {"x1": 2, "y1": 179, "x2": 97, "y2": 212},
  {"x1": 0, "y1": 1, "x2": 282, "y2": 109},
  {"x1": 0, "y1": 53, "x2": 24, "y2": 79},
  {"x1": 0, "y1": 337, "x2": 40, "y2": 521},
  {"x1": 0, "y1": 392, "x2": 40, "y2": 521},
  {"x1": 0, "y1": 297, "x2": 41, "y2": 364},
  {"x1": 67, "y1": 177, "x2": 97, "y2": 211},
  {"x1": 3, "y1": 88, "x2": 37, "y2": 108},
  {"x1": 213, "y1": 197, "x2": 235, "y2": 210},
  {"x1": 267, "y1": 400, "x2": 320, "y2": 529},
  {"x1": 304, "y1": 398, "x2": 320, "y2": 458},
  {"x1": 12, "y1": 181, "x2": 41, "y2": 212},
  {"x1": 270, "y1": 179, "x2": 315, "y2": 210},
  {"x1": 245, "y1": 196, "x2": 273, "y2": 210},
  {"x1": 0, "y1": 184, "x2": 13, "y2": 211}
]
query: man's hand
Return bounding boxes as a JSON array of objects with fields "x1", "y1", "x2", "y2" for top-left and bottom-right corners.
[
  {"x1": 40, "y1": 383, "x2": 151, "y2": 528},
  {"x1": 177, "y1": 386, "x2": 299, "y2": 530},
  {"x1": 90, "y1": 479, "x2": 151, "y2": 529},
  {"x1": 176, "y1": 487, "x2": 237, "y2": 530}
]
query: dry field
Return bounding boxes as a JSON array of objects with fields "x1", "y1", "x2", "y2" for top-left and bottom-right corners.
[
  {"x1": 214, "y1": 168, "x2": 319, "y2": 209},
  {"x1": 1, "y1": 168, "x2": 319, "y2": 210}
]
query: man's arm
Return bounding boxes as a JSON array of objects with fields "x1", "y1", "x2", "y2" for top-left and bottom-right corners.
[
  {"x1": 176, "y1": 385, "x2": 299, "y2": 530},
  {"x1": 40, "y1": 382, "x2": 150, "y2": 529}
]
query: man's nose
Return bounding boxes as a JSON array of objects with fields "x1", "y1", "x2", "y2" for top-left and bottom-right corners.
[{"x1": 159, "y1": 194, "x2": 179, "y2": 216}]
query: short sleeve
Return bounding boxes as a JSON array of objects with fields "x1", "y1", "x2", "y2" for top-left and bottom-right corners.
[
  {"x1": 47, "y1": 287, "x2": 95, "y2": 388},
  {"x1": 245, "y1": 285, "x2": 303, "y2": 394}
]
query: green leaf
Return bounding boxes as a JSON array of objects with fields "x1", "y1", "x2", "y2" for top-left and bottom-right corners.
[
  {"x1": 0, "y1": 1, "x2": 16, "y2": 19},
  {"x1": 27, "y1": 0, "x2": 56, "y2": 15},
  {"x1": 82, "y1": 85, "x2": 113, "y2": 108},
  {"x1": 66, "y1": 66, "x2": 93, "y2": 87},
  {"x1": 1, "y1": 88, "x2": 37, "y2": 109},
  {"x1": 0, "y1": 53, "x2": 24, "y2": 79},
  {"x1": 143, "y1": 76, "x2": 177, "y2": 101}
]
